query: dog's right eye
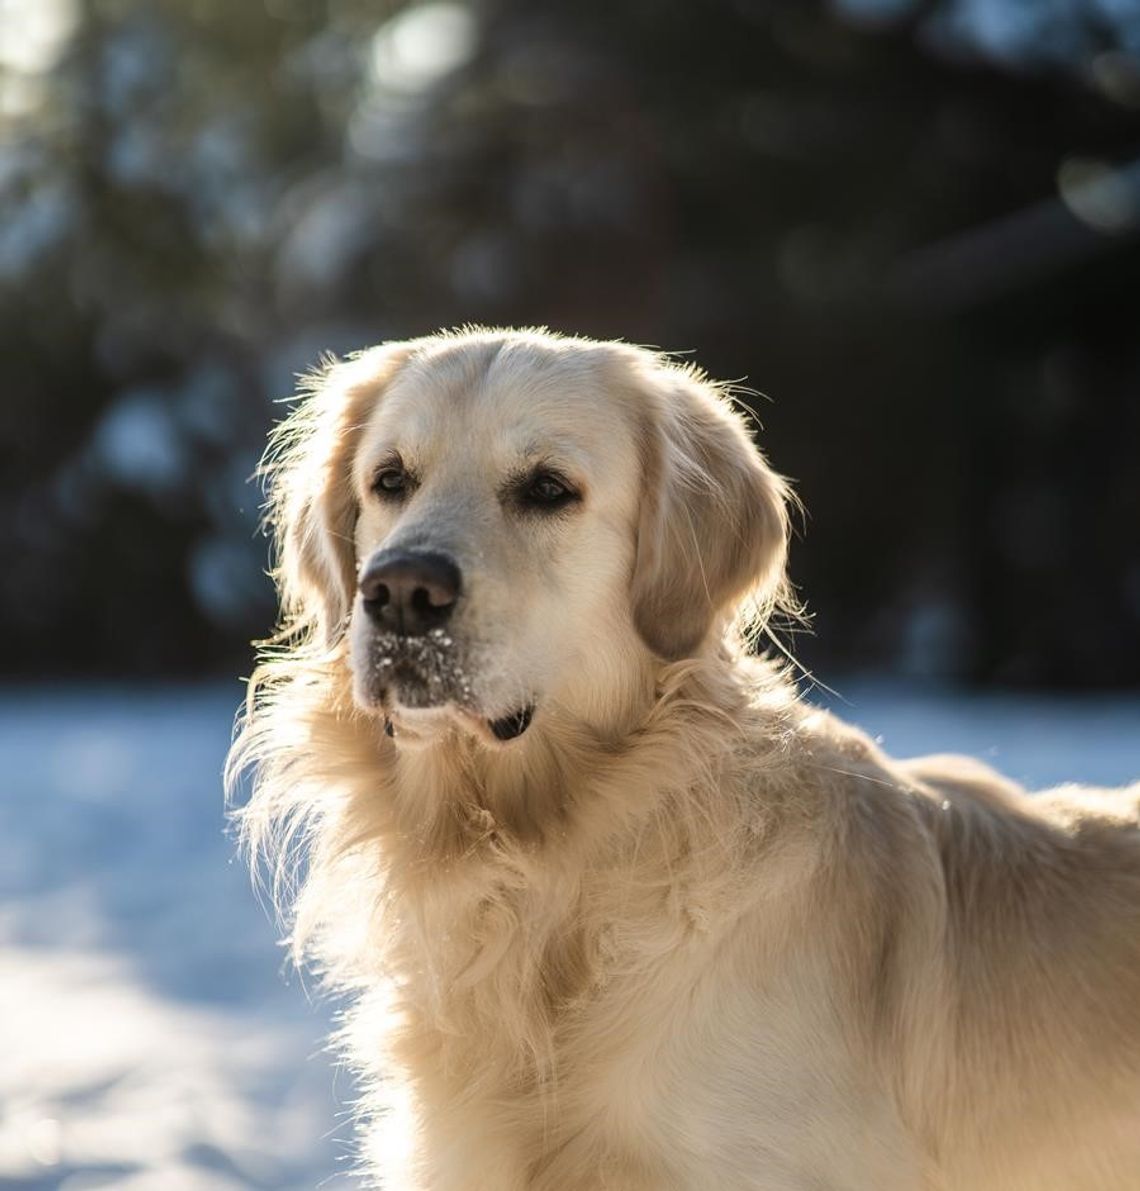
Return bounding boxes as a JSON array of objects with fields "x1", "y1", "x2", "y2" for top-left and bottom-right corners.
[
  {"x1": 515, "y1": 469, "x2": 580, "y2": 511},
  {"x1": 373, "y1": 466, "x2": 409, "y2": 497}
]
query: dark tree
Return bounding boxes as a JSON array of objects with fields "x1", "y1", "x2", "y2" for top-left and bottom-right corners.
[{"x1": 2, "y1": 0, "x2": 1138, "y2": 684}]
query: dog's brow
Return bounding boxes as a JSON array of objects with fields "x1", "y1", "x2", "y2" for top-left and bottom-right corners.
[
  {"x1": 515, "y1": 438, "x2": 591, "y2": 469},
  {"x1": 356, "y1": 439, "x2": 407, "y2": 480}
]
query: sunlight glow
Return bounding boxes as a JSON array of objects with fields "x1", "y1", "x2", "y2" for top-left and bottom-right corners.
[
  {"x1": 1058, "y1": 157, "x2": 1139, "y2": 234},
  {"x1": 369, "y1": 2, "x2": 477, "y2": 93},
  {"x1": 0, "y1": 0, "x2": 78, "y2": 74}
]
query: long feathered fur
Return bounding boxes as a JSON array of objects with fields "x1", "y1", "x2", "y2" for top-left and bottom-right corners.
[{"x1": 228, "y1": 328, "x2": 1140, "y2": 1191}]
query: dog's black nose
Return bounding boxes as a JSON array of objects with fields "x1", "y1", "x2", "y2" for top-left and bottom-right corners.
[{"x1": 359, "y1": 550, "x2": 462, "y2": 635}]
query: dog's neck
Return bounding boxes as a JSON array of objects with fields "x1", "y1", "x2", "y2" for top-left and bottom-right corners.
[
  {"x1": 365, "y1": 648, "x2": 785, "y2": 865},
  {"x1": 323, "y1": 649, "x2": 795, "y2": 1079},
  {"x1": 277, "y1": 647, "x2": 796, "y2": 1059},
  {"x1": 381, "y1": 662, "x2": 653, "y2": 840}
]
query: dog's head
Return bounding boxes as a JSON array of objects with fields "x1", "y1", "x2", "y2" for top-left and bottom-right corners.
[{"x1": 266, "y1": 329, "x2": 791, "y2": 746}]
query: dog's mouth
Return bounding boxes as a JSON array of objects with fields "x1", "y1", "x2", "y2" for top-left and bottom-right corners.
[
  {"x1": 355, "y1": 630, "x2": 471, "y2": 709},
  {"x1": 488, "y1": 705, "x2": 534, "y2": 742},
  {"x1": 354, "y1": 631, "x2": 536, "y2": 744},
  {"x1": 388, "y1": 660, "x2": 448, "y2": 708},
  {"x1": 384, "y1": 702, "x2": 536, "y2": 745}
]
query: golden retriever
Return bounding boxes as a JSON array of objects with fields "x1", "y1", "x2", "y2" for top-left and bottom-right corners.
[{"x1": 228, "y1": 328, "x2": 1140, "y2": 1190}]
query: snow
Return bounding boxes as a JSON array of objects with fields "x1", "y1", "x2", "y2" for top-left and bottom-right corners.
[
  {"x1": 0, "y1": 686, "x2": 354, "y2": 1191},
  {"x1": 820, "y1": 679, "x2": 1140, "y2": 790},
  {"x1": 0, "y1": 681, "x2": 1137, "y2": 1189}
]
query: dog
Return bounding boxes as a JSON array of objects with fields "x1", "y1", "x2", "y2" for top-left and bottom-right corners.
[{"x1": 228, "y1": 328, "x2": 1140, "y2": 1190}]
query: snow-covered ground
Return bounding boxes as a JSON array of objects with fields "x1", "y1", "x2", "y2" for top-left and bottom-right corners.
[{"x1": 1, "y1": 681, "x2": 1137, "y2": 1190}]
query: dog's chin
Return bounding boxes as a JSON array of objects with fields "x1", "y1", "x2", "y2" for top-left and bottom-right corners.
[
  {"x1": 355, "y1": 677, "x2": 536, "y2": 749},
  {"x1": 381, "y1": 704, "x2": 534, "y2": 749},
  {"x1": 376, "y1": 701, "x2": 537, "y2": 749},
  {"x1": 374, "y1": 700, "x2": 538, "y2": 747},
  {"x1": 351, "y1": 638, "x2": 537, "y2": 747}
]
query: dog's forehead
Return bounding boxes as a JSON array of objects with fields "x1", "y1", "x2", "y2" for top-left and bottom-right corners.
[{"x1": 359, "y1": 343, "x2": 632, "y2": 471}]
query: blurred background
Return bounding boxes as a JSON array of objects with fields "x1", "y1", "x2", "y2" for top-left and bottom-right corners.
[
  {"x1": 4, "y1": 0, "x2": 1140, "y2": 685},
  {"x1": 1, "y1": 0, "x2": 1138, "y2": 1187}
]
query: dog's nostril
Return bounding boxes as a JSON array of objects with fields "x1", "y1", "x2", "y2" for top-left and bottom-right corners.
[
  {"x1": 359, "y1": 575, "x2": 391, "y2": 608},
  {"x1": 411, "y1": 585, "x2": 451, "y2": 612}
]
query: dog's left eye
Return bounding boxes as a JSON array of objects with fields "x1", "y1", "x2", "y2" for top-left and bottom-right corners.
[
  {"x1": 521, "y1": 471, "x2": 577, "y2": 508},
  {"x1": 373, "y1": 466, "x2": 408, "y2": 496}
]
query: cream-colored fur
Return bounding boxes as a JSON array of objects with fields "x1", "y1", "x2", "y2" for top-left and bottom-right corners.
[{"x1": 228, "y1": 328, "x2": 1140, "y2": 1190}]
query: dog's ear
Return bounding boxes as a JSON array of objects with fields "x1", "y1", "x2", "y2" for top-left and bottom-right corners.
[
  {"x1": 265, "y1": 343, "x2": 413, "y2": 648},
  {"x1": 630, "y1": 362, "x2": 792, "y2": 661}
]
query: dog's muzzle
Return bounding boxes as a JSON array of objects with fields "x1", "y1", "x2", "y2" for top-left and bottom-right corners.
[{"x1": 354, "y1": 548, "x2": 535, "y2": 742}]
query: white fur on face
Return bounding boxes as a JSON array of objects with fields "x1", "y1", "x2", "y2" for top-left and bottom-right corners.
[{"x1": 347, "y1": 337, "x2": 647, "y2": 742}]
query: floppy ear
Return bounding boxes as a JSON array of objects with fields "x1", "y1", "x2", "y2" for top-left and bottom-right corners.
[
  {"x1": 265, "y1": 343, "x2": 413, "y2": 648},
  {"x1": 630, "y1": 363, "x2": 792, "y2": 661}
]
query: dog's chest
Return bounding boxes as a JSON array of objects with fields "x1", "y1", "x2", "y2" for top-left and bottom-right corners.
[
  {"x1": 398, "y1": 868, "x2": 691, "y2": 1103},
  {"x1": 392, "y1": 862, "x2": 909, "y2": 1190}
]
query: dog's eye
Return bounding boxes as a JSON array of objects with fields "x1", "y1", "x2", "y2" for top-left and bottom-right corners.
[
  {"x1": 521, "y1": 471, "x2": 577, "y2": 508},
  {"x1": 373, "y1": 466, "x2": 408, "y2": 497}
]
